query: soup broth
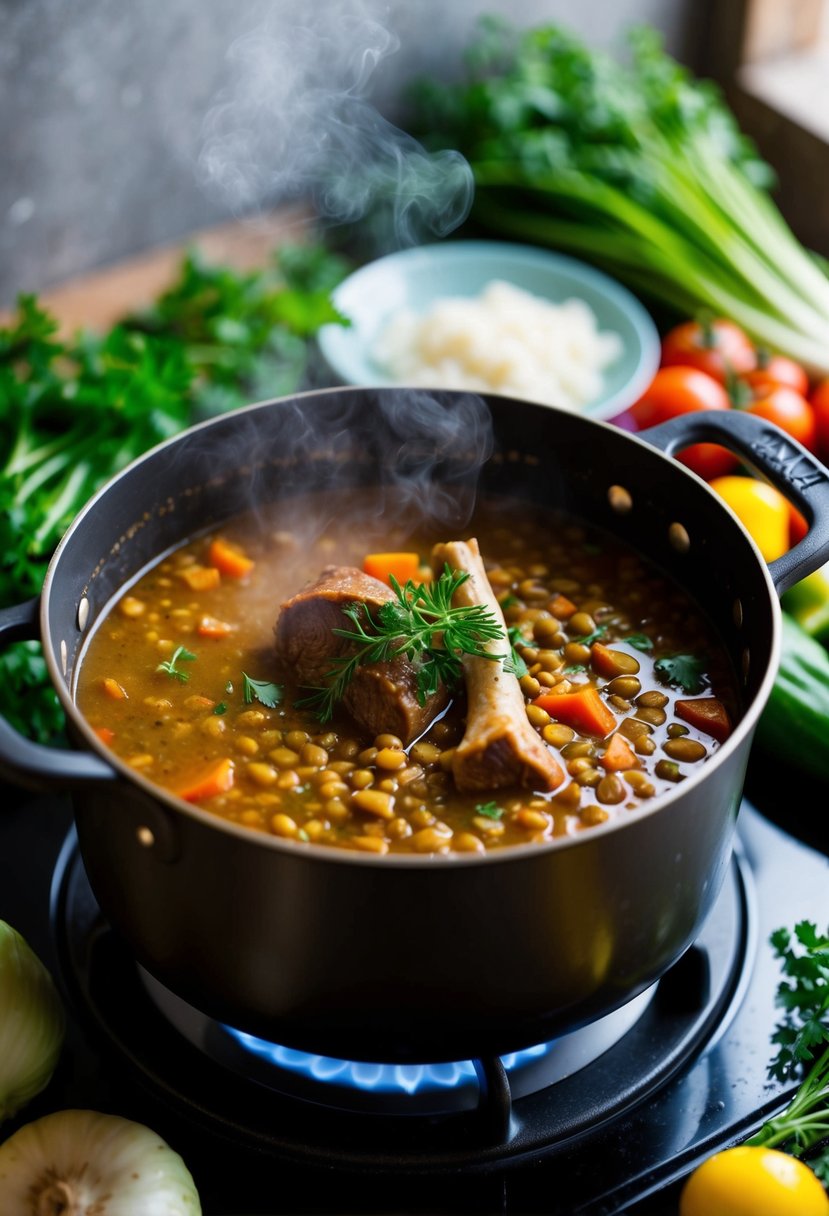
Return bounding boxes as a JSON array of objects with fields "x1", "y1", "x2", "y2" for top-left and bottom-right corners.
[{"x1": 75, "y1": 490, "x2": 739, "y2": 855}]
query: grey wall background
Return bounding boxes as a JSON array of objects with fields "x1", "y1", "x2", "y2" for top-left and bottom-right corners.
[{"x1": 0, "y1": 0, "x2": 694, "y2": 306}]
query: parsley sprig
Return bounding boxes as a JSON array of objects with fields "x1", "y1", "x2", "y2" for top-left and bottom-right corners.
[
  {"x1": 298, "y1": 568, "x2": 509, "y2": 723},
  {"x1": 156, "y1": 645, "x2": 197, "y2": 683},
  {"x1": 747, "y1": 922, "x2": 829, "y2": 1183},
  {"x1": 242, "y1": 673, "x2": 283, "y2": 708}
]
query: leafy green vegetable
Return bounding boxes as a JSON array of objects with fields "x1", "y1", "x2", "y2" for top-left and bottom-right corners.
[
  {"x1": 747, "y1": 922, "x2": 829, "y2": 1183},
  {"x1": 241, "y1": 674, "x2": 284, "y2": 709},
  {"x1": 653, "y1": 653, "x2": 707, "y2": 694},
  {"x1": 0, "y1": 241, "x2": 350, "y2": 743},
  {"x1": 298, "y1": 568, "x2": 507, "y2": 722},
  {"x1": 624, "y1": 633, "x2": 654, "y2": 652},
  {"x1": 575, "y1": 625, "x2": 607, "y2": 646},
  {"x1": 474, "y1": 801, "x2": 504, "y2": 820},
  {"x1": 411, "y1": 18, "x2": 829, "y2": 372},
  {"x1": 156, "y1": 646, "x2": 197, "y2": 683}
]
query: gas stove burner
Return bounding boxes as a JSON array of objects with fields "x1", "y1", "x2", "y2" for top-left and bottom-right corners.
[
  {"x1": 139, "y1": 967, "x2": 656, "y2": 1115},
  {"x1": 50, "y1": 819, "x2": 756, "y2": 1180}
]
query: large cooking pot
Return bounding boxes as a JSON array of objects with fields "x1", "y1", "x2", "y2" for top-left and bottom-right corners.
[{"x1": 2, "y1": 388, "x2": 828, "y2": 1064}]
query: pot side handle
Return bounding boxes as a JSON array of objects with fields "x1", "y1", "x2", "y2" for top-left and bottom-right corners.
[
  {"x1": 639, "y1": 410, "x2": 829, "y2": 596},
  {"x1": 0, "y1": 597, "x2": 117, "y2": 792}
]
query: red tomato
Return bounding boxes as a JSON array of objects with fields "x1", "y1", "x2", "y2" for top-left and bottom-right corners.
[
  {"x1": 630, "y1": 366, "x2": 738, "y2": 480},
  {"x1": 810, "y1": 378, "x2": 829, "y2": 459},
  {"x1": 789, "y1": 503, "x2": 809, "y2": 547},
  {"x1": 744, "y1": 385, "x2": 817, "y2": 451},
  {"x1": 661, "y1": 318, "x2": 756, "y2": 384},
  {"x1": 743, "y1": 354, "x2": 809, "y2": 397}
]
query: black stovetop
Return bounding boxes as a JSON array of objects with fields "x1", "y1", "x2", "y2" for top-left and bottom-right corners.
[{"x1": 1, "y1": 752, "x2": 828, "y2": 1216}]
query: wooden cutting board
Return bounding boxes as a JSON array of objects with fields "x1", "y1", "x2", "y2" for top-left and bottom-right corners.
[{"x1": 6, "y1": 204, "x2": 311, "y2": 336}]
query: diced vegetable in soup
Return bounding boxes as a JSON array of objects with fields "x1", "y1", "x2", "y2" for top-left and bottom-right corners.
[{"x1": 75, "y1": 492, "x2": 739, "y2": 855}]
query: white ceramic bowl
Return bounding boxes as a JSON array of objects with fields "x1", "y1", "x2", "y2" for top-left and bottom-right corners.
[{"x1": 317, "y1": 240, "x2": 660, "y2": 420}]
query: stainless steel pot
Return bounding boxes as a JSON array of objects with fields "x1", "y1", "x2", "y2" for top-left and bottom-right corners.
[{"x1": 2, "y1": 388, "x2": 828, "y2": 1063}]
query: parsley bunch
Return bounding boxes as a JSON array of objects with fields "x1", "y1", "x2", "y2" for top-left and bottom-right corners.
[
  {"x1": 299, "y1": 568, "x2": 512, "y2": 723},
  {"x1": 0, "y1": 241, "x2": 349, "y2": 744},
  {"x1": 747, "y1": 922, "x2": 829, "y2": 1183}
]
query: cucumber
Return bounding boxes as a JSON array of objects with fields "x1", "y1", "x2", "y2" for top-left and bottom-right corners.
[{"x1": 754, "y1": 612, "x2": 829, "y2": 785}]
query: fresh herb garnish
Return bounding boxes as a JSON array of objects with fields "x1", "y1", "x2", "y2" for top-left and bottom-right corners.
[
  {"x1": 475, "y1": 801, "x2": 504, "y2": 820},
  {"x1": 625, "y1": 633, "x2": 654, "y2": 652},
  {"x1": 653, "y1": 653, "x2": 707, "y2": 694},
  {"x1": 213, "y1": 702, "x2": 227, "y2": 716},
  {"x1": 576, "y1": 625, "x2": 608, "y2": 646},
  {"x1": 297, "y1": 568, "x2": 507, "y2": 723},
  {"x1": 156, "y1": 645, "x2": 197, "y2": 683},
  {"x1": 500, "y1": 594, "x2": 519, "y2": 610},
  {"x1": 241, "y1": 674, "x2": 284, "y2": 708},
  {"x1": 564, "y1": 664, "x2": 586, "y2": 675},
  {"x1": 505, "y1": 625, "x2": 529, "y2": 678},
  {"x1": 745, "y1": 922, "x2": 829, "y2": 1182}
]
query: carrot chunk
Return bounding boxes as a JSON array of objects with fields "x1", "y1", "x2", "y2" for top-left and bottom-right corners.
[
  {"x1": 533, "y1": 687, "x2": 617, "y2": 737},
  {"x1": 197, "y1": 615, "x2": 234, "y2": 639},
  {"x1": 180, "y1": 565, "x2": 221, "y2": 592},
  {"x1": 177, "y1": 758, "x2": 235, "y2": 803},
  {"x1": 550, "y1": 593, "x2": 577, "y2": 619},
  {"x1": 208, "y1": 537, "x2": 255, "y2": 579},
  {"x1": 591, "y1": 642, "x2": 621, "y2": 678},
  {"x1": 600, "y1": 732, "x2": 639, "y2": 771},
  {"x1": 675, "y1": 698, "x2": 732, "y2": 743},
  {"x1": 362, "y1": 552, "x2": 421, "y2": 587},
  {"x1": 102, "y1": 677, "x2": 128, "y2": 701},
  {"x1": 94, "y1": 727, "x2": 115, "y2": 745}
]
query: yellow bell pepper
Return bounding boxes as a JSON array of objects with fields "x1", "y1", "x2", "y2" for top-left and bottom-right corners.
[{"x1": 707, "y1": 475, "x2": 790, "y2": 562}]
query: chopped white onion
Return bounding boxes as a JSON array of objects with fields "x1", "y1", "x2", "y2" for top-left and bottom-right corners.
[
  {"x1": 0, "y1": 1109, "x2": 202, "y2": 1214},
  {"x1": 0, "y1": 921, "x2": 64, "y2": 1123}
]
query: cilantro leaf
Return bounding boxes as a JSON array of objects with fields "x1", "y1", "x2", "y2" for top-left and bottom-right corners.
[
  {"x1": 576, "y1": 625, "x2": 607, "y2": 646},
  {"x1": 475, "y1": 801, "x2": 504, "y2": 820},
  {"x1": 653, "y1": 653, "x2": 707, "y2": 694},
  {"x1": 746, "y1": 920, "x2": 829, "y2": 1169},
  {"x1": 242, "y1": 673, "x2": 284, "y2": 708},
  {"x1": 624, "y1": 633, "x2": 654, "y2": 651}
]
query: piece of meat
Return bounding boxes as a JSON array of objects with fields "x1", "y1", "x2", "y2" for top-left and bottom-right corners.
[
  {"x1": 431, "y1": 539, "x2": 565, "y2": 793},
  {"x1": 274, "y1": 566, "x2": 448, "y2": 745}
]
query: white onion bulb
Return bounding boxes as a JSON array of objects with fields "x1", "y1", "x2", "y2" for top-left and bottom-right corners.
[
  {"x1": 0, "y1": 921, "x2": 64, "y2": 1123},
  {"x1": 0, "y1": 1109, "x2": 202, "y2": 1214}
]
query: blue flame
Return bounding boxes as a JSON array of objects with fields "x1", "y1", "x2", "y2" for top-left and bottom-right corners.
[{"x1": 223, "y1": 1026, "x2": 550, "y2": 1094}]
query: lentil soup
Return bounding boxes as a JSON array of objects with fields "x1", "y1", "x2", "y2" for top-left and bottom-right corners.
[{"x1": 75, "y1": 491, "x2": 739, "y2": 855}]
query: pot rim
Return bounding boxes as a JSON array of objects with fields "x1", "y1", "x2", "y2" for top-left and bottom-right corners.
[{"x1": 42, "y1": 386, "x2": 782, "y2": 868}]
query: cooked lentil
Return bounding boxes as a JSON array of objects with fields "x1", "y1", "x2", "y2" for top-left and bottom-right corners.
[{"x1": 75, "y1": 491, "x2": 739, "y2": 855}]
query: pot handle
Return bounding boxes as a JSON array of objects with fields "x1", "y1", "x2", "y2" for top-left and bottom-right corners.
[
  {"x1": 639, "y1": 410, "x2": 829, "y2": 596},
  {"x1": 0, "y1": 597, "x2": 117, "y2": 792}
]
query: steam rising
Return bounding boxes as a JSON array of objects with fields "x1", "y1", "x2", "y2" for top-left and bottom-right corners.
[
  {"x1": 199, "y1": 0, "x2": 473, "y2": 248},
  {"x1": 182, "y1": 388, "x2": 495, "y2": 577}
]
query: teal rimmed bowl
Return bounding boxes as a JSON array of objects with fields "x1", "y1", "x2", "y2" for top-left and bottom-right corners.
[{"x1": 318, "y1": 240, "x2": 660, "y2": 420}]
